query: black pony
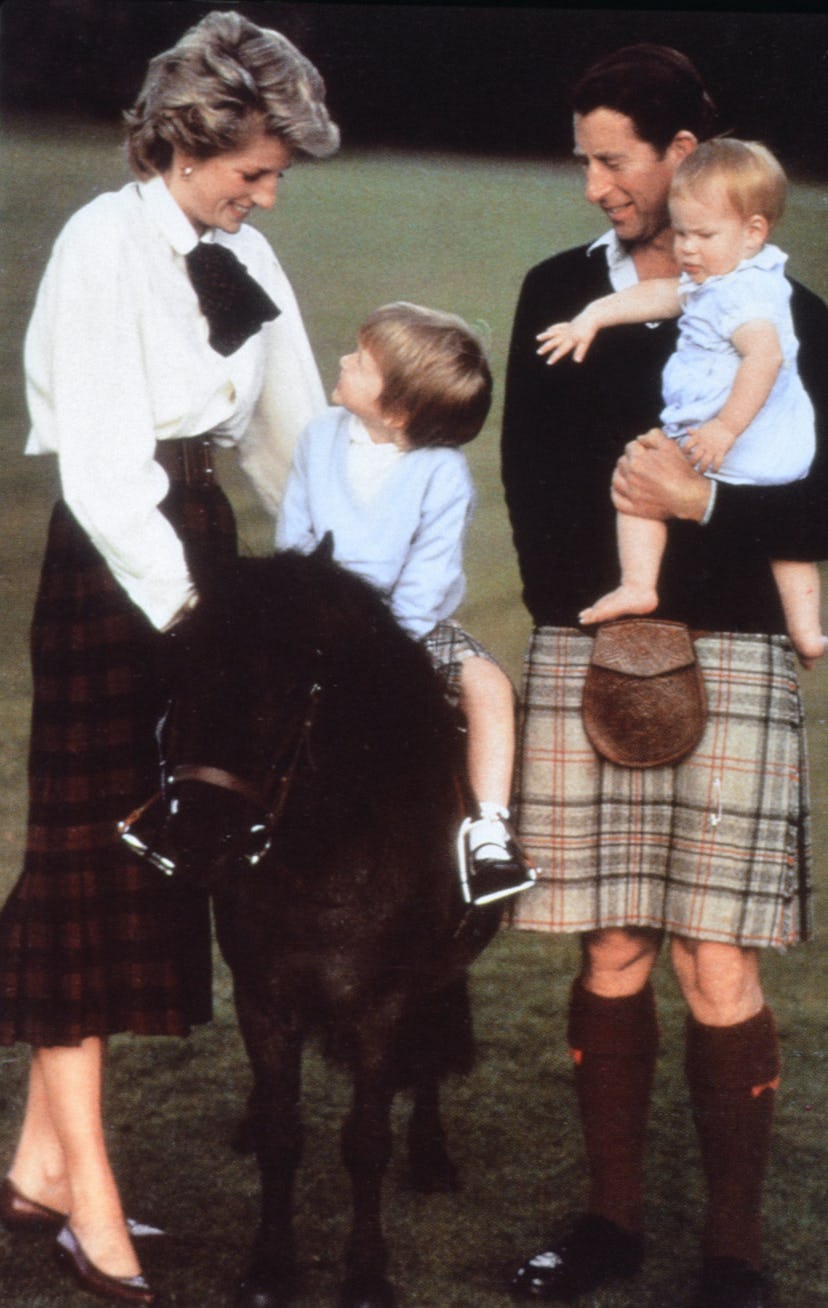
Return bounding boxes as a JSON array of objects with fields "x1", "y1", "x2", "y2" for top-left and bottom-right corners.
[{"x1": 139, "y1": 543, "x2": 499, "y2": 1308}]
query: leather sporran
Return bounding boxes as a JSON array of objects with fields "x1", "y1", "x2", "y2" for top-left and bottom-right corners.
[{"x1": 582, "y1": 618, "x2": 706, "y2": 768}]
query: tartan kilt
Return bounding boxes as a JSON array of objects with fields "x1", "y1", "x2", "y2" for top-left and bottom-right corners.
[
  {"x1": 0, "y1": 483, "x2": 237, "y2": 1047},
  {"x1": 422, "y1": 619, "x2": 507, "y2": 707},
  {"x1": 510, "y1": 627, "x2": 813, "y2": 949}
]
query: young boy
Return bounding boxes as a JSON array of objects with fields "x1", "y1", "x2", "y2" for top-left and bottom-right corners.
[
  {"x1": 539, "y1": 138, "x2": 827, "y2": 668},
  {"x1": 276, "y1": 301, "x2": 535, "y2": 904}
]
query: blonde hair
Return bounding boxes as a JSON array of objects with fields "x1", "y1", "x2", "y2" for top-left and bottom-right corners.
[
  {"x1": 359, "y1": 303, "x2": 493, "y2": 449},
  {"x1": 670, "y1": 137, "x2": 787, "y2": 228},
  {"x1": 124, "y1": 11, "x2": 339, "y2": 178}
]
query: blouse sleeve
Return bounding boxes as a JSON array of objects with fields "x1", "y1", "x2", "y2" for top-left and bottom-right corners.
[
  {"x1": 24, "y1": 204, "x2": 193, "y2": 630},
  {"x1": 237, "y1": 250, "x2": 327, "y2": 515},
  {"x1": 389, "y1": 453, "x2": 474, "y2": 639}
]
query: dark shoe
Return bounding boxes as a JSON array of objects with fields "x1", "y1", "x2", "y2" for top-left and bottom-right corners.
[
  {"x1": 693, "y1": 1258, "x2": 767, "y2": 1308},
  {"x1": 458, "y1": 813, "x2": 537, "y2": 906},
  {"x1": 0, "y1": 1175, "x2": 164, "y2": 1239},
  {"x1": 55, "y1": 1224, "x2": 157, "y2": 1304},
  {"x1": 510, "y1": 1213, "x2": 643, "y2": 1301},
  {"x1": 0, "y1": 1176, "x2": 64, "y2": 1231}
]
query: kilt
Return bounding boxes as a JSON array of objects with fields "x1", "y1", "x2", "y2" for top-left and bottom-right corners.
[
  {"x1": 0, "y1": 480, "x2": 237, "y2": 1048},
  {"x1": 422, "y1": 619, "x2": 505, "y2": 708},
  {"x1": 510, "y1": 627, "x2": 812, "y2": 949}
]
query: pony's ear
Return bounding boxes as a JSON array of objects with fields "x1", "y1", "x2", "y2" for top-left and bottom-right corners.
[{"x1": 314, "y1": 531, "x2": 336, "y2": 564}]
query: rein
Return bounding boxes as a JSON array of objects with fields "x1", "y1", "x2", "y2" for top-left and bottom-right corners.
[{"x1": 169, "y1": 680, "x2": 323, "y2": 867}]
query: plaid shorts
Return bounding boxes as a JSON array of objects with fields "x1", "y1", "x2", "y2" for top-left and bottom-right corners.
[
  {"x1": 422, "y1": 620, "x2": 504, "y2": 707},
  {"x1": 510, "y1": 627, "x2": 812, "y2": 949},
  {"x1": 0, "y1": 484, "x2": 236, "y2": 1047}
]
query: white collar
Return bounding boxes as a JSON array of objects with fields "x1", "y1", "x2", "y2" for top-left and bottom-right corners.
[
  {"x1": 138, "y1": 174, "x2": 216, "y2": 257},
  {"x1": 587, "y1": 229, "x2": 640, "y2": 292},
  {"x1": 347, "y1": 413, "x2": 403, "y2": 454}
]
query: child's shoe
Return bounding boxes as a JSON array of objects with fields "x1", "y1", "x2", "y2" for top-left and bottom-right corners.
[{"x1": 457, "y1": 804, "x2": 537, "y2": 906}]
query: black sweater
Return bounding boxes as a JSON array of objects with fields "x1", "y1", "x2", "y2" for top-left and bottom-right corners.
[{"x1": 501, "y1": 243, "x2": 828, "y2": 633}]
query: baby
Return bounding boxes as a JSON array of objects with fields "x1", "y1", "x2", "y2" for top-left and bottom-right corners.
[
  {"x1": 539, "y1": 138, "x2": 826, "y2": 668},
  {"x1": 277, "y1": 301, "x2": 535, "y2": 904}
]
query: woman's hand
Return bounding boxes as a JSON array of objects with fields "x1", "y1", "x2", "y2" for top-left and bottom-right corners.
[
  {"x1": 611, "y1": 428, "x2": 713, "y2": 522},
  {"x1": 536, "y1": 307, "x2": 602, "y2": 365}
]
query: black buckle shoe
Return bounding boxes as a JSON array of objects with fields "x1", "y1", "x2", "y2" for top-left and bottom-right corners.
[
  {"x1": 693, "y1": 1258, "x2": 767, "y2": 1308},
  {"x1": 510, "y1": 1214, "x2": 643, "y2": 1301},
  {"x1": 457, "y1": 814, "x2": 537, "y2": 906}
]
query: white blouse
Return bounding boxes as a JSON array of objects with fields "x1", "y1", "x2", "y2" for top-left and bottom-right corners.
[{"x1": 24, "y1": 175, "x2": 326, "y2": 628}]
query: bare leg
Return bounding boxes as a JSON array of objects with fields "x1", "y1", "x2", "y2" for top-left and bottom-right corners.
[
  {"x1": 14, "y1": 1038, "x2": 141, "y2": 1279},
  {"x1": 8, "y1": 1052, "x2": 71, "y2": 1214},
  {"x1": 579, "y1": 512, "x2": 666, "y2": 625},
  {"x1": 458, "y1": 655, "x2": 515, "y2": 808},
  {"x1": 770, "y1": 558, "x2": 827, "y2": 669}
]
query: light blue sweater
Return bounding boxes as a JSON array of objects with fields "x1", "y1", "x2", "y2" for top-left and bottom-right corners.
[{"x1": 275, "y1": 406, "x2": 475, "y2": 637}]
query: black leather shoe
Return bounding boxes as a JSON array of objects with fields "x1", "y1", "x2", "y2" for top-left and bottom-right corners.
[
  {"x1": 55, "y1": 1224, "x2": 157, "y2": 1304},
  {"x1": 0, "y1": 1176, "x2": 64, "y2": 1231},
  {"x1": 693, "y1": 1258, "x2": 767, "y2": 1308},
  {"x1": 510, "y1": 1214, "x2": 643, "y2": 1301}
]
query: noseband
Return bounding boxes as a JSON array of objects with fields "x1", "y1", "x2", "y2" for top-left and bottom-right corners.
[
  {"x1": 169, "y1": 680, "x2": 323, "y2": 868},
  {"x1": 120, "y1": 681, "x2": 323, "y2": 877}
]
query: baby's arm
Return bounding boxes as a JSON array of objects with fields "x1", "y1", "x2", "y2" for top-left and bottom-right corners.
[
  {"x1": 682, "y1": 319, "x2": 784, "y2": 474},
  {"x1": 537, "y1": 278, "x2": 681, "y2": 365}
]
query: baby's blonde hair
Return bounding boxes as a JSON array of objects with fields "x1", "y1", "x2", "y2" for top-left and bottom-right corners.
[
  {"x1": 670, "y1": 137, "x2": 787, "y2": 228},
  {"x1": 359, "y1": 302, "x2": 492, "y2": 448}
]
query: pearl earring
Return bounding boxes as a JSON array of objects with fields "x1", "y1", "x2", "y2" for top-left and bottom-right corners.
[{"x1": 182, "y1": 166, "x2": 193, "y2": 177}]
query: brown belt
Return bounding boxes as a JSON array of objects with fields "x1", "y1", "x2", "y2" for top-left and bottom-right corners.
[{"x1": 155, "y1": 436, "x2": 215, "y2": 487}]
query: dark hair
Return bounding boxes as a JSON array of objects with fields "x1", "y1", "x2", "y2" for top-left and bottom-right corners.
[
  {"x1": 360, "y1": 302, "x2": 492, "y2": 449},
  {"x1": 572, "y1": 44, "x2": 717, "y2": 154}
]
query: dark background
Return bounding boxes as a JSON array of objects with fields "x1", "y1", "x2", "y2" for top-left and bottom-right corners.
[{"x1": 2, "y1": 1, "x2": 828, "y2": 174}]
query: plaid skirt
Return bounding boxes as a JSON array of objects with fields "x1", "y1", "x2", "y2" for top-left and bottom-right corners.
[
  {"x1": 422, "y1": 619, "x2": 504, "y2": 707},
  {"x1": 510, "y1": 627, "x2": 812, "y2": 949},
  {"x1": 0, "y1": 483, "x2": 237, "y2": 1047}
]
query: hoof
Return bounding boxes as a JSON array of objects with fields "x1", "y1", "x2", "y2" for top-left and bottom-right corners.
[
  {"x1": 235, "y1": 1262, "x2": 295, "y2": 1308},
  {"x1": 339, "y1": 1273, "x2": 397, "y2": 1308}
]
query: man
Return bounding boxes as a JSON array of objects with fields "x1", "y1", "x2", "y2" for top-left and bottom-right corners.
[{"x1": 502, "y1": 44, "x2": 828, "y2": 1308}]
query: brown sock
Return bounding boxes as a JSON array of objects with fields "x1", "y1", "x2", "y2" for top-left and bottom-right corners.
[
  {"x1": 567, "y1": 978, "x2": 659, "y2": 1233},
  {"x1": 685, "y1": 1006, "x2": 780, "y2": 1269}
]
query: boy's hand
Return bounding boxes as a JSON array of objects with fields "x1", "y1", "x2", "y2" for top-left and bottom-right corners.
[
  {"x1": 681, "y1": 419, "x2": 737, "y2": 475},
  {"x1": 536, "y1": 308, "x2": 601, "y2": 365}
]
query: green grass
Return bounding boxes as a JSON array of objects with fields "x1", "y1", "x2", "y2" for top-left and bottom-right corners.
[{"x1": 1, "y1": 118, "x2": 827, "y2": 1306}]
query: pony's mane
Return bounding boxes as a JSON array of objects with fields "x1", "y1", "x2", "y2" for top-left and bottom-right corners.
[{"x1": 196, "y1": 548, "x2": 460, "y2": 803}]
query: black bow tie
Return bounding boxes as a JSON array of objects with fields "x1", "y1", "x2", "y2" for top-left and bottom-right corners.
[{"x1": 185, "y1": 242, "x2": 280, "y2": 356}]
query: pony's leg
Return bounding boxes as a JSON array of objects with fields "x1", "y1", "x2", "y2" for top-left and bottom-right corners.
[
  {"x1": 407, "y1": 1076, "x2": 459, "y2": 1193},
  {"x1": 231, "y1": 982, "x2": 304, "y2": 1308},
  {"x1": 340, "y1": 1001, "x2": 403, "y2": 1308}
]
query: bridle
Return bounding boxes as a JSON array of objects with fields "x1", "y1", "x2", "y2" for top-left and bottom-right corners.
[{"x1": 164, "y1": 679, "x2": 323, "y2": 870}]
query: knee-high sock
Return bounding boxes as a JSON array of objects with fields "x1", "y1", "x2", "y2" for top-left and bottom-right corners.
[
  {"x1": 685, "y1": 1006, "x2": 780, "y2": 1269},
  {"x1": 567, "y1": 978, "x2": 659, "y2": 1233}
]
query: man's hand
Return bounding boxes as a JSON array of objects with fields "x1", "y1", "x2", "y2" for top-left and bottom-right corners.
[{"x1": 611, "y1": 428, "x2": 712, "y2": 522}]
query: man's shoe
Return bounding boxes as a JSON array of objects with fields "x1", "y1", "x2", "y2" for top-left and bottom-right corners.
[
  {"x1": 510, "y1": 1213, "x2": 643, "y2": 1301},
  {"x1": 457, "y1": 811, "x2": 537, "y2": 906},
  {"x1": 693, "y1": 1258, "x2": 767, "y2": 1308}
]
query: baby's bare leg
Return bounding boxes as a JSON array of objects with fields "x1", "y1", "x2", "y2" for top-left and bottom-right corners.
[
  {"x1": 579, "y1": 513, "x2": 666, "y2": 625},
  {"x1": 771, "y1": 559, "x2": 827, "y2": 669}
]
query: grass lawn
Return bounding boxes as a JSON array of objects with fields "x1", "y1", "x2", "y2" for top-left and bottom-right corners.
[{"x1": 0, "y1": 118, "x2": 826, "y2": 1306}]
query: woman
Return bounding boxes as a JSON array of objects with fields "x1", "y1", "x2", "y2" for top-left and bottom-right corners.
[{"x1": 0, "y1": 12, "x2": 338, "y2": 1303}]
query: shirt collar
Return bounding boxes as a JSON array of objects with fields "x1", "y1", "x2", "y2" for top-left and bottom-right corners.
[
  {"x1": 138, "y1": 174, "x2": 216, "y2": 257},
  {"x1": 587, "y1": 229, "x2": 640, "y2": 291},
  {"x1": 347, "y1": 413, "x2": 404, "y2": 455}
]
